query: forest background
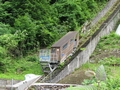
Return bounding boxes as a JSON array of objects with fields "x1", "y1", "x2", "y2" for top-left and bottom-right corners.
[{"x1": 0, "y1": 0, "x2": 107, "y2": 80}]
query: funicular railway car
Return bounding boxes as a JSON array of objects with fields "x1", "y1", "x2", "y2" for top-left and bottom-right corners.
[
  {"x1": 51, "y1": 31, "x2": 79, "y2": 62},
  {"x1": 40, "y1": 31, "x2": 79, "y2": 73}
]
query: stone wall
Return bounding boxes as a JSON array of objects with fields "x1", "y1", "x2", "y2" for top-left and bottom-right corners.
[{"x1": 50, "y1": 3, "x2": 120, "y2": 83}]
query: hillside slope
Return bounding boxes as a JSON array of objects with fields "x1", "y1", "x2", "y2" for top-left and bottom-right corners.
[{"x1": 59, "y1": 25, "x2": 120, "y2": 84}]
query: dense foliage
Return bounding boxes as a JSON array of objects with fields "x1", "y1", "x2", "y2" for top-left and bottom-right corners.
[
  {"x1": 0, "y1": 0, "x2": 107, "y2": 50},
  {"x1": 0, "y1": 0, "x2": 107, "y2": 77}
]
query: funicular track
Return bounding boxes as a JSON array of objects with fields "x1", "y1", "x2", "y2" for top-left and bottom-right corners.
[{"x1": 39, "y1": 0, "x2": 120, "y2": 83}]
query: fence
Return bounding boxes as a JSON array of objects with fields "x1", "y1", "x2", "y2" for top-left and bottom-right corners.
[{"x1": 49, "y1": 2, "x2": 120, "y2": 83}]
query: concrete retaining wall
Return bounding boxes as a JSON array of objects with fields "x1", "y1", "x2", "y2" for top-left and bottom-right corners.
[
  {"x1": 50, "y1": 3, "x2": 120, "y2": 83},
  {"x1": 0, "y1": 79, "x2": 20, "y2": 85}
]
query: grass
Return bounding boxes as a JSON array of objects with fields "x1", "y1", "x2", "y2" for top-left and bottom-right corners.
[
  {"x1": 0, "y1": 55, "x2": 43, "y2": 80},
  {"x1": 105, "y1": 65, "x2": 120, "y2": 77},
  {"x1": 92, "y1": 32, "x2": 120, "y2": 57},
  {"x1": 0, "y1": 73, "x2": 25, "y2": 80},
  {"x1": 90, "y1": 31, "x2": 120, "y2": 76}
]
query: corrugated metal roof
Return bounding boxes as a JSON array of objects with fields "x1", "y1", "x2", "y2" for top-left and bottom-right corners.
[{"x1": 51, "y1": 31, "x2": 78, "y2": 47}]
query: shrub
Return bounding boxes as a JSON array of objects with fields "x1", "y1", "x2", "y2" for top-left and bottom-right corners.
[{"x1": 26, "y1": 55, "x2": 38, "y2": 62}]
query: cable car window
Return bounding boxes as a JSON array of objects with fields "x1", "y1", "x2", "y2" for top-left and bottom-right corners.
[
  {"x1": 63, "y1": 43, "x2": 68, "y2": 50},
  {"x1": 51, "y1": 48, "x2": 55, "y2": 53}
]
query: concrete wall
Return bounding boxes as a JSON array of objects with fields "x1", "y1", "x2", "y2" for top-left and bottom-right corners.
[
  {"x1": 0, "y1": 79, "x2": 20, "y2": 90},
  {"x1": 50, "y1": 4, "x2": 120, "y2": 83},
  {"x1": 0, "y1": 79, "x2": 20, "y2": 85}
]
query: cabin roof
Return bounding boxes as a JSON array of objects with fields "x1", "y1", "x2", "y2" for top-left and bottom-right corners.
[{"x1": 51, "y1": 31, "x2": 78, "y2": 48}]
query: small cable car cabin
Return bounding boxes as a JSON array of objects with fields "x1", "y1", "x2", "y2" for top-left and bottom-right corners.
[{"x1": 51, "y1": 31, "x2": 79, "y2": 63}]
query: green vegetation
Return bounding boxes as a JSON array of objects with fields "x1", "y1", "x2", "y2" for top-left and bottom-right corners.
[
  {"x1": 91, "y1": 32, "x2": 120, "y2": 61},
  {"x1": 89, "y1": 32, "x2": 120, "y2": 89},
  {"x1": 96, "y1": 32, "x2": 120, "y2": 50},
  {"x1": 0, "y1": 0, "x2": 108, "y2": 80},
  {"x1": 0, "y1": 55, "x2": 43, "y2": 80},
  {"x1": 66, "y1": 63, "x2": 120, "y2": 90},
  {"x1": 66, "y1": 65, "x2": 106, "y2": 90}
]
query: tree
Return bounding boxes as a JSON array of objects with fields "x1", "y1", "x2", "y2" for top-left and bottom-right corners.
[
  {"x1": 14, "y1": 14, "x2": 38, "y2": 53},
  {"x1": 0, "y1": 22, "x2": 12, "y2": 35},
  {"x1": 52, "y1": 0, "x2": 99, "y2": 31}
]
